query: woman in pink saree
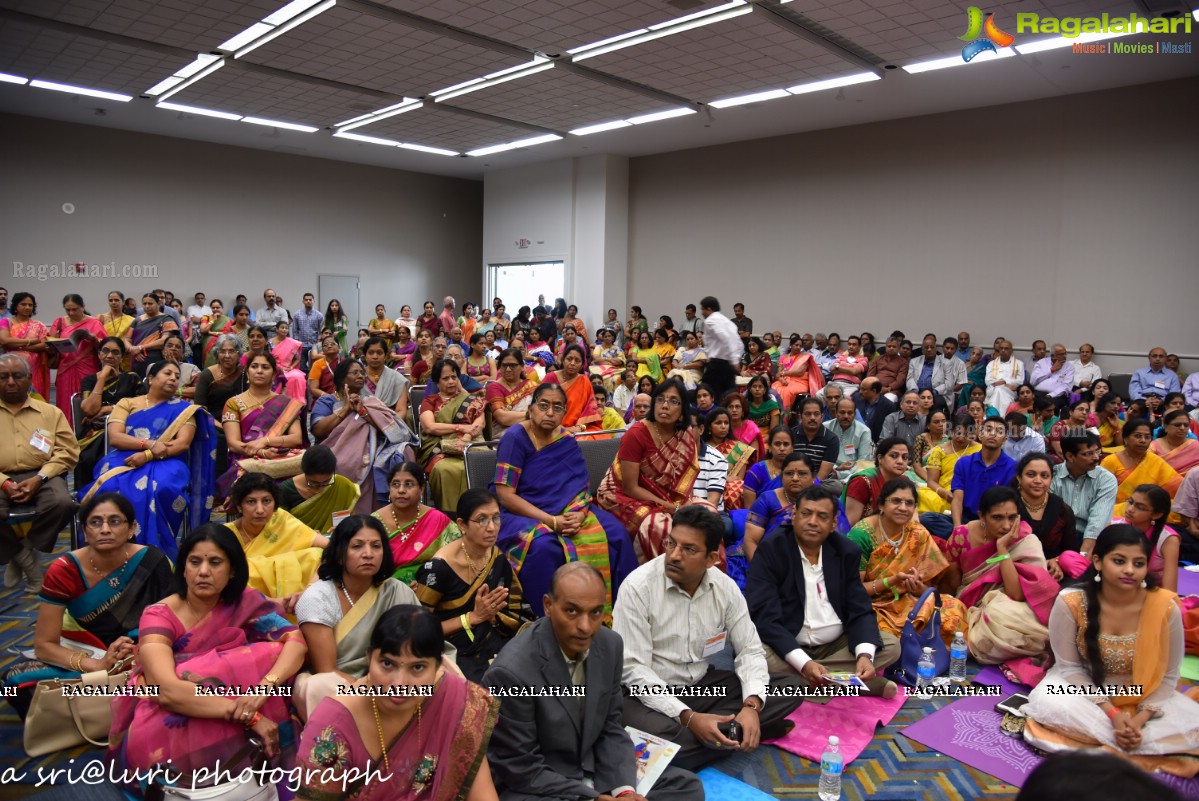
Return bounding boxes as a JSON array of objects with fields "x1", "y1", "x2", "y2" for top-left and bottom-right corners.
[
  {"x1": 296, "y1": 606, "x2": 498, "y2": 801},
  {"x1": 270, "y1": 320, "x2": 309, "y2": 402},
  {"x1": 943, "y1": 485, "x2": 1061, "y2": 686},
  {"x1": 108, "y1": 525, "x2": 307, "y2": 795},
  {"x1": 0, "y1": 292, "x2": 50, "y2": 398},
  {"x1": 48, "y1": 293, "x2": 106, "y2": 426}
]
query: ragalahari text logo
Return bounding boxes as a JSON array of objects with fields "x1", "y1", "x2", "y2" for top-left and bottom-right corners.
[{"x1": 959, "y1": 7, "x2": 1014, "y2": 62}]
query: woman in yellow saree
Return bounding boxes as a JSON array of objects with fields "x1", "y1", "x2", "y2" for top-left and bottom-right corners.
[
  {"x1": 278, "y1": 444, "x2": 362, "y2": 535},
  {"x1": 847, "y1": 477, "x2": 968, "y2": 648},
  {"x1": 1101, "y1": 417, "x2": 1183, "y2": 520},
  {"x1": 1023, "y1": 524, "x2": 1199, "y2": 775},
  {"x1": 225, "y1": 472, "x2": 328, "y2": 615}
]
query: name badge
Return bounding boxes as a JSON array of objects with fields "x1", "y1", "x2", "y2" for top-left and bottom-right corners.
[
  {"x1": 847, "y1": 357, "x2": 856, "y2": 364},
  {"x1": 1155, "y1": 381, "x2": 1166, "y2": 390},
  {"x1": 702, "y1": 631, "x2": 727, "y2": 658},
  {"x1": 30, "y1": 428, "x2": 52, "y2": 454},
  {"x1": 844, "y1": 445, "x2": 857, "y2": 458}
]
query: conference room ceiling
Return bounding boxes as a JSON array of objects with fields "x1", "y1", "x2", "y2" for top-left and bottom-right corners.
[{"x1": 1, "y1": 0, "x2": 1196, "y2": 179}]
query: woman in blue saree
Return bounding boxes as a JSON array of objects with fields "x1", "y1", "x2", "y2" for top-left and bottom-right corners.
[
  {"x1": 492, "y1": 383, "x2": 636, "y2": 618},
  {"x1": 2, "y1": 493, "x2": 173, "y2": 718},
  {"x1": 80, "y1": 361, "x2": 217, "y2": 562}
]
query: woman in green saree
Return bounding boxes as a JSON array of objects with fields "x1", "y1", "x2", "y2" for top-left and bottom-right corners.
[
  {"x1": 279, "y1": 445, "x2": 362, "y2": 535},
  {"x1": 419, "y1": 359, "x2": 485, "y2": 513}
]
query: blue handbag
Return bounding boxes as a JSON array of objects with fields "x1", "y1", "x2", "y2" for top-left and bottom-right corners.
[{"x1": 885, "y1": 586, "x2": 950, "y2": 686}]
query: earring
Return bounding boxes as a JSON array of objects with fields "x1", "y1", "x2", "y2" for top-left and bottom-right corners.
[
  {"x1": 1094, "y1": 574, "x2": 1101, "y2": 583},
  {"x1": 1141, "y1": 580, "x2": 1148, "y2": 588}
]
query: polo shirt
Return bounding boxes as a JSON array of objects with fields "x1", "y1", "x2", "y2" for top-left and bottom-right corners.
[
  {"x1": 952, "y1": 451, "x2": 1017, "y2": 515},
  {"x1": 790, "y1": 425, "x2": 840, "y2": 468}
]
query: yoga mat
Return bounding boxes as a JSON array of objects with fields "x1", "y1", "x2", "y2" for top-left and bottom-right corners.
[
  {"x1": 1183, "y1": 655, "x2": 1199, "y2": 682},
  {"x1": 974, "y1": 665, "x2": 1031, "y2": 693},
  {"x1": 1179, "y1": 567, "x2": 1199, "y2": 597},
  {"x1": 902, "y1": 693, "x2": 1042, "y2": 787},
  {"x1": 698, "y1": 767, "x2": 778, "y2": 800},
  {"x1": 765, "y1": 691, "x2": 907, "y2": 764}
]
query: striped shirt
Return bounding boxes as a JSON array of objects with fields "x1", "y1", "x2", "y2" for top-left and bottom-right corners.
[{"x1": 693, "y1": 445, "x2": 728, "y2": 511}]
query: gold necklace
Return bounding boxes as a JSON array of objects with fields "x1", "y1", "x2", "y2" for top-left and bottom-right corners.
[
  {"x1": 1021, "y1": 492, "x2": 1048, "y2": 513},
  {"x1": 460, "y1": 541, "x2": 490, "y2": 578},
  {"x1": 371, "y1": 697, "x2": 391, "y2": 773},
  {"x1": 89, "y1": 546, "x2": 131, "y2": 589}
]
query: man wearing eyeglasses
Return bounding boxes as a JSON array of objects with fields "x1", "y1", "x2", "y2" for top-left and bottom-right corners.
[
  {"x1": 614, "y1": 506, "x2": 803, "y2": 770},
  {"x1": 0, "y1": 355, "x2": 79, "y2": 594}
]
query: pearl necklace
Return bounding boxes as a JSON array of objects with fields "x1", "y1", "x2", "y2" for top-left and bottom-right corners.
[
  {"x1": 339, "y1": 581, "x2": 358, "y2": 608},
  {"x1": 89, "y1": 546, "x2": 132, "y2": 589}
]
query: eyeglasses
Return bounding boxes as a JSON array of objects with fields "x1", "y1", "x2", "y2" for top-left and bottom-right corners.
[
  {"x1": 658, "y1": 397, "x2": 683, "y2": 407},
  {"x1": 469, "y1": 514, "x2": 503, "y2": 528},
  {"x1": 661, "y1": 537, "x2": 703, "y2": 557},
  {"x1": 306, "y1": 477, "x2": 336, "y2": 489},
  {"x1": 534, "y1": 401, "x2": 566, "y2": 414},
  {"x1": 86, "y1": 515, "x2": 129, "y2": 529},
  {"x1": 99, "y1": 348, "x2": 123, "y2": 356},
  {"x1": 500, "y1": 362, "x2": 521, "y2": 369}
]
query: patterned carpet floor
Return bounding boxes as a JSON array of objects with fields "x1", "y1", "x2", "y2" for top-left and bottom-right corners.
[{"x1": 0, "y1": 529, "x2": 1023, "y2": 800}]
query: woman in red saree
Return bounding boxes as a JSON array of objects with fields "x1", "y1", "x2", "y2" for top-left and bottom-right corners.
[
  {"x1": 0, "y1": 292, "x2": 50, "y2": 398},
  {"x1": 108, "y1": 525, "x2": 307, "y2": 795},
  {"x1": 296, "y1": 606, "x2": 499, "y2": 801},
  {"x1": 543, "y1": 344, "x2": 602, "y2": 433},
  {"x1": 485, "y1": 348, "x2": 539, "y2": 440},
  {"x1": 597, "y1": 378, "x2": 701, "y2": 561},
  {"x1": 47, "y1": 293, "x2": 106, "y2": 426}
]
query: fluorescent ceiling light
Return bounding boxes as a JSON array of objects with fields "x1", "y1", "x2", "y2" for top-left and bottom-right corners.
[
  {"x1": 467, "y1": 133, "x2": 562, "y2": 157},
  {"x1": 175, "y1": 54, "x2": 221, "y2": 79},
  {"x1": 157, "y1": 101, "x2": 242, "y2": 120},
  {"x1": 29, "y1": 80, "x2": 132, "y2": 101},
  {"x1": 432, "y1": 60, "x2": 554, "y2": 103},
  {"x1": 263, "y1": 0, "x2": 328, "y2": 26},
  {"x1": 570, "y1": 119, "x2": 633, "y2": 136},
  {"x1": 335, "y1": 98, "x2": 421, "y2": 128},
  {"x1": 787, "y1": 72, "x2": 880, "y2": 95},
  {"x1": 1194, "y1": 9, "x2": 1199, "y2": 22},
  {"x1": 627, "y1": 107, "x2": 696, "y2": 124},
  {"x1": 145, "y1": 75, "x2": 185, "y2": 95},
  {"x1": 398, "y1": 143, "x2": 459, "y2": 156},
  {"x1": 235, "y1": 0, "x2": 335, "y2": 58},
  {"x1": 218, "y1": 22, "x2": 274, "y2": 52},
  {"x1": 709, "y1": 88, "x2": 790, "y2": 108},
  {"x1": 0, "y1": 72, "x2": 28, "y2": 85},
  {"x1": 567, "y1": 29, "x2": 648, "y2": 55},
  {"x1": 1014, "y1": 30, "x2": 1130, "y2": 54},
  {"x1": 571, "y1": 4, "x2": 752, "y2": 61},
  {"x1": 241, "y1": 116, "x2": 319, "y2": 132},
  {"x1": 648, "y1": 0, "x2": 747, "y2": 30},
  {"x1": 336, "y1": 100, "x2": 423, "y2": 132},
  {"x1": 155, "y1": 59, "x2": 224, "y2": 101},
  {"x1": 902, "y1": 47, "x2": 1015, "y2": 74},
  {"x1": 334, "y1": 131, "x2": 403, "y2": 146}
]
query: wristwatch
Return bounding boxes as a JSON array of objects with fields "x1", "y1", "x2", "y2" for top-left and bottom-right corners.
[
  {"x1": 858, "y1": 653, "x2": 874, "y2": 663},
  {"x1": 263, "y1": 673, "x2": 280, "y2": 686},
  {"x1": 36, "y1": 472, "x2": 49, "y2": 482}
]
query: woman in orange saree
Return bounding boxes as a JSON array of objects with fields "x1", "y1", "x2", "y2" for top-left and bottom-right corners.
[
  {"x1": 773, "y1": 335, "x2": 823, "y2": 412},
  {"x1": 542, "y1": 344, "x2": 602, "y2": 433}
]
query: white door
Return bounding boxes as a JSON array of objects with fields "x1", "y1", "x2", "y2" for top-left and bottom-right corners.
[{"x1": 318, "y1": 274, "x2": 360, "y2": 329}]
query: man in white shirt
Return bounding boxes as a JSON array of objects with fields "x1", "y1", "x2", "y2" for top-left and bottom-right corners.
[
  {"x1": 1029, "y1": 343, "x2": 1075, "y2": 411},
  {"x1": 985, "y1": 339, "x2": 1024, "y2": 412},
  {"x1": 1069, "y1": 343, "x2": 1102, "y2": 391},
  {"x1": 699, "y1": 296, "x2": 741, "y2": 401},
  {"x1": 614, "y1": 506, "x2": 803, "y2": 770},
  {"x1": 746, "y1": 485, "x2": 899, "y2": 696}
]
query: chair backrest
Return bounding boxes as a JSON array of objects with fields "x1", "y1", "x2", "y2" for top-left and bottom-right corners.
[
  {"x1": 409, "y1": 385, "x2": 426, "y2": 433},
  {"x1": 1106, "y1": 373, "x2": 1132, "y2": 402},
  {"x1": 464, "y1": 440, "x2": 501, "y2": 490},
  {"x1": 70, "y1": 392, "x2": 85, "y2": 439},
  {"x1": 574, "y1": 430, "x2": 624, "y2": 497}
]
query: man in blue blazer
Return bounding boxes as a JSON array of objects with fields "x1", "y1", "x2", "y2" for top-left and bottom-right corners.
[{"x1": 746, "y1": 485, "x2": 900, "y2": 696}]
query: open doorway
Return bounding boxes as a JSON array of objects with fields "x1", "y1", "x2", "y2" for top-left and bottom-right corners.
[{"x1": 487, "y1": 261, "x2": 565, "y2": 312}]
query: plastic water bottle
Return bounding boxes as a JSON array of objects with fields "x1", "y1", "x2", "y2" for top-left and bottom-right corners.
[
  {"x1": 949, "y1": 632, "x2": 968, "y2": 684},
  {"x1": 818, "y1": 735, "x2": 843, "y2": 801},
  {"x1": 916, "y1": 646, "x2": 936, "y2": 689}
]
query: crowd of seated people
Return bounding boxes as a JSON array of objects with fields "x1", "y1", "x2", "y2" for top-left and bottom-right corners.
[{"x1": 1, "y1": 284, "x2": 1198, "y2": 797}]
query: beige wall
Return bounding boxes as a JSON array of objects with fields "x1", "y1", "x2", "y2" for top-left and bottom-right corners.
[
  {"x1": 1, "y1": 113, "x2": 482, "y2": 327},
  {"x1": 627, "y1": 77, "x2": 1199, "y2": 374}
]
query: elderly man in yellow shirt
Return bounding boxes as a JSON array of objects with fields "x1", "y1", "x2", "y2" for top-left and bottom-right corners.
[{"x1": 0, "y1": 354, "x2": 79, "y2": 593}]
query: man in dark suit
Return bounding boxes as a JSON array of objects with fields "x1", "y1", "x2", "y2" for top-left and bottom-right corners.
[
  {"x1": 746, "y1": 485, "x2": 900, "y2": 696},
  {"x1": 855, "y1": 377, "x2": 897, "y2": 443},
  {"x1": 484, "y1": 563, "x2": 702, "y2": 801}
]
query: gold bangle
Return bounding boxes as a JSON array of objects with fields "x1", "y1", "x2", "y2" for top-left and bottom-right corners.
[{"x1": 143, "y1": 449, "x2": 154, "y2": 461}]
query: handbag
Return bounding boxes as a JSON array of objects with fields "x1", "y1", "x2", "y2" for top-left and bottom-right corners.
[
  {"x1": 884, "y1": 586, "x2": 950, "y2": 687},
  {"x1": 23, "y1": 657, "x2": 133, "y2": 756},
  {"x1": 144, "y1": 736, "x2": 278, "y2": 801}
]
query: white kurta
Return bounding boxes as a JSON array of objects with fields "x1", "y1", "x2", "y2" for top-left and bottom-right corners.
[{"x1": 985, "y1": 357, "x2": 1024, "y2": 412}]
